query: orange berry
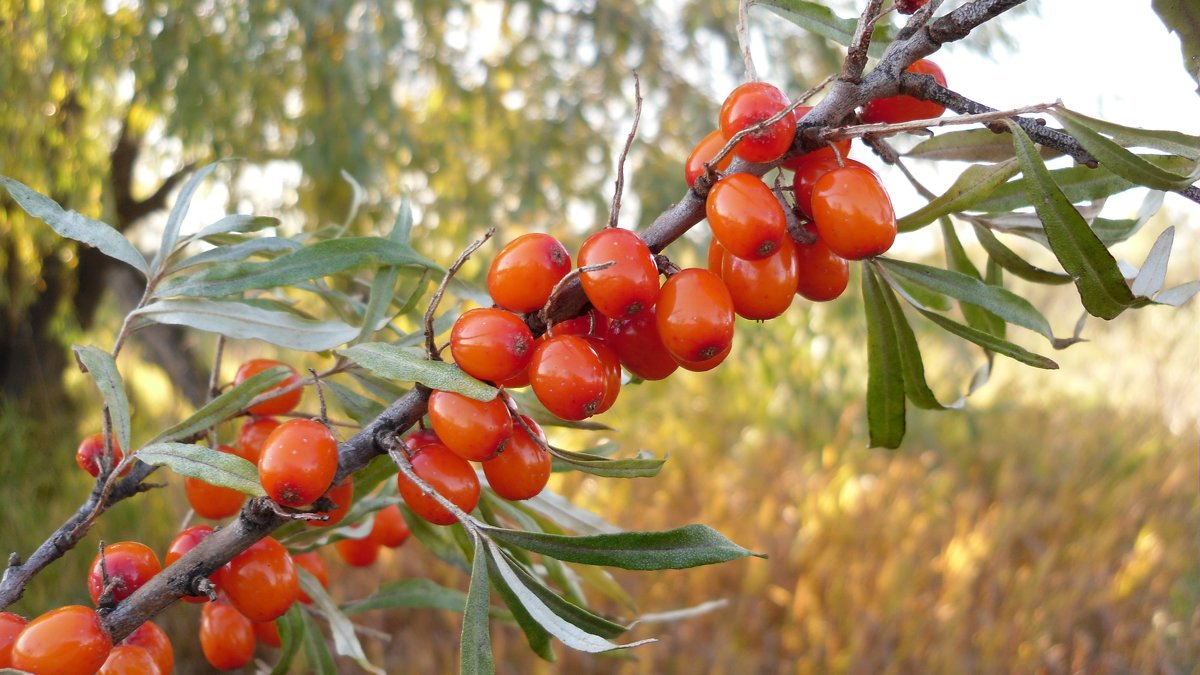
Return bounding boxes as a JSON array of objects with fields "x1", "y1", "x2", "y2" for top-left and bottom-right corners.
[
  {"x1": 119, "y1": 622, "x2": 173, "y2": 675},
  {"x1": 259, "y1": 419, "x2": 339, "y2": 508},
  {"x1": 236, "y1": 416, "x2": 281, "y2": 465},
  {"x1": 811, "y1": 165, "x2": 897, "y2": 260},
  {"x1": 720, "y1": 237, "x2": 799, "y2": 320},
  {"x1": 164, "y1": 525, "x2": 215, "y2": 603},
  {"x1": 608, "y1": 306, "x2": 679, "y2": 381},
  {"x1": 790, "y1": 154, "x2": 873, "y2": 220},
  {"x1": 577, "y1": 228, "x2": 660, "y2": 320},
  {"x1": 794, "y1": 237, "x2": 851, "y2": 302},
  {"x1": 75, "y1": 433, "x2": 126, "y2": 478},
  {"x1": 308, "y1": 477, "x2": 354, "y2": 528},
  {"x1": 11, "y1": 605, "x2": 112, "y2": 675},
  {"x1": 185, "y1": 444, "x2": 250, "y2": 520},
  {"x1": 782, "y1": 105, "x2": 852, "y2": 171},
  {"x1": 291, "y1": 551, "x2": 329, "y2": 604},
  {"x1": 487, "y1": 233, "x2": 572, "y2": 313},
  {"x1": 199, "y1": 602, "x2": 255, "y2": 671},
  {"x1": 719, "y1": 81, "x2": 796, "y2": 163},
  {"x1": 0, "y1": 612, "x2": 28, "y2": 668},
  {"x1": 335, "y1": 537, "x2": 380, "y2": 568},
  {"x1": 404, "y1": 428, "x2": 442, "y2": 452},
  {"x1": 428, "y1": 390, "x2": 513, "y2": 462},
  {"x1": 588, "y1": 338, "x2": 622, "y2": 414},
  {"x1": 684, "y1": 129, "x2": 734, "y2": 188},
  {"x1": 860, "y1": 59, "x2": 947, "y2": 124},
  {"x1": 706, "y1": 173, "x2": 786, "y2": 260},
  {"x1": 369, "y1": 505, "x2": 411, "y2": 548},
  {"x1": 656, "y1": 268, "x2": 735, "y2": 369},
  {"x1": 396, "y1": 443, "x2": 481, "y2": 526},
  {"x1": 450, "y1": 308, "x2": 535, "y2": 383},
  {"x1": 482, "y1": 416, "x2": 551, "y2": 501},
  {"x1": 88, "y1": 541, "x2": 161, "y2": 606},
  {"x1": 220, "y1": 536, "x2": 299, "y2": 622},
  {"x1": 98, "y1": 645, "x2": 161, "y2": 675},
  {"x1": 254, "y1": 620, "x2": 282, "y2": 649},
  {"x1": 529, "y1": 335, "x2": 608, "y2": 421},
  {"x1": 234, "y1": 358, "x2": 303, "y2": 416}
]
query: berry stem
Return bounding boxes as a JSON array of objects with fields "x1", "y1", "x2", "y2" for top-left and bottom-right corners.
[
  {"x1": 608, "y1": 73, "x2": 643, "y2": 229},
  {"x1": 737, "y1": 0, "x2": 757, "y2": 82},
  {"x1": 539, "y1": 261, "x2": 616, "y2": 328},
  {"x1": 424, "y1": 228, "x2": 496, "y2": 360}
]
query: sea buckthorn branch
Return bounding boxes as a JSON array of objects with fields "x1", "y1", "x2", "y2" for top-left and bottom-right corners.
[
  {"x1": 817, "y1": 101, "x2": 1058, "y2": 142},
  {"x1": 607, "y1": 74, "x2": 643, "y2": 229},
  {"x1": 841, "y1": 0, "x2": 888, "y2": 83},
  {"x1": 425, "y1": 228, "x2": 497, "y2": 360}
]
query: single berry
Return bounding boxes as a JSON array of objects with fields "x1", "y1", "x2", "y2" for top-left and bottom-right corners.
[
  {"x1": 259, "y1": 419, "x2": 339, "y2": 508},
  {"x1": 895, "y1": 0, "x2": 929, "y2": 13},
  {"x1": 88, "y1": 541, "x2": 162, "y2": 606},
  {"x1": 335, "y1": 537, "x2": 380, "y2": 568},
  {"x1": 428, "y1": 390, "x2": 513, "y2": 462},
  {"x1": 549, "y1": 308, "x2": 611, "y2": 341},
  {"x1": 119, "y1": 622, "x2": 173, "y2": 675},
  {"x1": 404, "y1": 428, "x2": 442, "y2": 452},
  {"x1": 185, "y1": 444, "x2": 252, "y2": 520},
  {"x1": 656, "y1": 268, "x2": 736, "y2": 370},
  {"x1": 0, "y1": 612, "x2": 28, "y2": 668},
  {"x1": 782, "y1": 105, "x2": 853, "y2": 171},
  {"x1": 719, "y1": 81, "x2": 797, "y2": 163},
  {"x1": 790, "y1": 154, "x2": 873, "y2": 220},
  {"x1": 860, "y1": 59, "x2": 947, "y2": 124},
  {"x1": 577, "y1": 228, "x2": 660, "y2": 320},
  {"x1": 684, "y1": 129, "x2": 734, "y2": 188},
  {"x1": 529, "y1": 335, "x2": 608, "y2": 421},
  {"x1": 811, "y1": 165, "x2": 897, "y2": 260},
  {"x1": 75, "y1": 433, "x2": 126, "y2": 478},
  {"x1": 254, "y1": 620, "x2": 282, "y2": 649},
  {"x1": 794, "y1": 236, "x2": 851, "y2": 302},
  {"x1": 706, "y1": 173, "x2": 786, "y2": 260},
  {"x1": 11, "y1": 605, "x2": 112, "y2": 675},
  {"x1": 164, "y1": 525, "x2": 215, "y2": 603},
  {"x1": 199, "y1": 602, "x2": 255, "y2": 671},
  {"x1": 235, "y1": 358, "x2": 303, "y2": 416},
  {"x1": 588, "y1": 338, "x2": 622, "y2": 413},
  {"x1": 292, "y1": 551, "x2": 329, "y2": 604},
  {"x1": 369, "y1": 504, "x2": 412, "y2": 548},
  {"x1": 308, "y1": 477, "x2": 354, "y2": 528},
  {"x1": 487, "y1": 233, "x2": 572, "y2": 313},
  {"x1": 482, "y1": 416, "x2": 551, "y2": 501},
  {"x1": 98, "y1": 645, "x2": 161, "y2": 675},
  {"x1": 219, "y1": 536, "x2": 299, "y2": 623},
  {"x1": 720, "y1": 237, "x2": 800, "y2": 320},
  {"x1": 608, "y1": 307, "x2": 679, "y2": 381},
  {"x1": 396, "y1": 443, "x2": 481, "y2": 526},
  {"x1": 236, "y1": 416, "x2": 281, "y2": 464},
  {"x1": 450, "y1": 308, "x2": 535, "y2": 383}
]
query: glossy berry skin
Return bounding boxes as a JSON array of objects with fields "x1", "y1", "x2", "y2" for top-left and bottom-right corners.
[
  {"x1": 199, "y1": 602, "x2": 255, "y2": 671},
  {"x1": 656, "y1": 268, "x2": 736, "y2": 369},
  {"x1": 450, "y1": 308, "x2": 535, "y2": 383},
  {"x1": 404, "y1": 428, "x2": 442, "y2": 452},
  {"x1": 164, "y1": 525, "x2": 215, "y2": 603},
  {"x1": 487, "y1": 233, "x2": 572, "y2": 313},
  {"x1": 309, "y1": 477, "x2": 354, "y2": 528},
  {"x1": 185, "y1": 444, "x2": 251, "y2": 520},
  {"x1": 588, "y1": 338, "x2": 622, "y2": 413},
  {"x1": 549, "y1": 308, "x2": 611, "y2": 341},
  {"x1": 98, "y1": 645, "x2": 161, "y2": 675},
  {"x1": 677, "y1": 341, "x2": 732, "y2": 372},
  {"x1": 608, "y1": 307, "x2": 679, "y2": 381},
  {"x1": 75, "y1": 433, "x2": 125, "y2": 478},
  {"x1": 120, "y1": 622, "x2": 173, "y2": 675},
  {"x1": 860, "y1": 59, "x2": 947, "y2": 124},
  {"x1": 811, "y1": 165, "x2": 897, "y2": 260},
  {"x1": 577, "y1": 228, "x2": 660, "y2": 320},
  {"x1": 335, "y1": 537, "x2": 380, "y2": 568},
  {"x1": 88, "y1": 541, "x2": 162, "y2": 606},
  {"x1": 529, "y1": 335, "x2": 608, "y2": 421},
  {"x1": 782, "y1": 106, "x2": 852, "y2": 171},
  {"x1": 720, "y1": 237, "x2": 800, "y2": 320},
  {"x1": 11, "y1": 605, "x2": 112, "y2": 675},
  {"x1": 236, "y1": 416, "x2": 281, "y2": 464},
  {"x1": 428, "y1": 390, "x2": 513, "y2": 462},
  {"x1": 483, "y1": 416, "x2": 551, "y2": 501},
  {"x1": 794, "y1": 237, "x2": 851, "y2": 302},
  {"x1": 235, "y1": 358, "x2": 303, "y2": 416},
  {"x1": 706, "y1": 173, "x2": 786, "y2": 260},
  {"x1": 684, "y1": 129, "x2": 734, "y2": 188},
  {"x1": 259, "y1": 419, "x2": 338, "y2": 508},
  {"x1": 0, "y1": 612, "x2": 27, "y2": 668},
  {"x1": 369, "y1": 504, "x2": 412, "y2": 548},
  {"x1": 719, "y1": 81, "x2": 797, "y2": 163},
  {"x1": 292, "y1": 551, "x2": 329, "y2": 604},
  {"x1": 398, "y1": 443, "x2": 481, "y2": 525},
  {"x1": 220, "y1": 536, "x2": 299, "y2": 622},
  {"x1": 790, "y1": 155, "x2": 873, "y2": 220},
  {"x1": 254, "y1": 620, "x2": 282, "y2": 649}
]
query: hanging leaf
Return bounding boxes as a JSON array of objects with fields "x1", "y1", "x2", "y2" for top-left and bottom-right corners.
[
  {"x1": 493, "y1": 548, "x2": 629, "y2": 639},
  {"x1": 151, "y1": 366, "x2": 291, "y2": 444},
  {"x1": 298, "y1": 570, "x2": 384, "y2": 675},
  {"x1": 1092, "y1": 190, "x2": 1166, "y2": 245},
  {"x1": 167, "y1": 237, "x2": 302, "y2": 274},
  {"x1": 971, "y1": 224, "x2": 1073, "y2": 285},
  {"x1": 1155, "y1": 281, "x2": 1200, "y2": 306},
  {"x1": 136, "y1": 442, "x2": 265, "y2": 496},
  {"x1": 753, "y1": 0, "x2": 895, "y2": 58},
  {"x1": 1008, "y1": 122, "x2": 1137, "y2": 320},
  {"x1": 911, "y1": 308, "x2": 1058, "y2": 370},
  {"x1": 1153, "y1": 0, "x2": 1200, "y2": 91},
  {"x1": 299, "y1": 607, "x2": 337, "y2": 675},
  {"x1": 1, "y1": 175, "x2": 149, "y2": 276},
  {"x1": 940, "y1": 220, "x2": 1006, "y2": 337},
  {"x1": 338, "y1": 343, "x2": 498, "y2": 402},
  {"x1": 897, "y1": 160, "x2": 1020, "y2": 232},
  {"x1": 1053, "y1": 108, "x2": 1200, "y2": 190},
  {"x1": 862, "y1": 268, "x2": 906, "y2": 448},
  {"x1": 1130, "y1": 226, "x2": 1175, "y2": 298},
  {"x1": 869, "y1": 266, "x2": 957, "y2": 410},
  {"x1": 73, "y1": 346, "x2": 133, "y2": 458},
  {"x1": 269, "y1": 605, "x2": 306, "y2": 675},
  {"x1": 487, "y1": 555, "x2": 556, "y2": 661},
  {"x1": 461, "y1": 538, "x2": 497, "y2": 675},
  {"x1": 150, "y1": 161, "x2": 222, "y2": 274},
  {"x1": 905, "y1": 129, "x2": 1058, "y2": 163},
  {"x1": 969, "y1": 164, "x2": 1134, "y2": 213},
  {"x1": 1055, "y1": 105, "x2": 1200, "y2": 160},
  {"x1": 132, "y1": 298, "x2": 362, "y2": 351},
  {"x1": 548, "y1": 446, "x2": 665, "y2": 478}
]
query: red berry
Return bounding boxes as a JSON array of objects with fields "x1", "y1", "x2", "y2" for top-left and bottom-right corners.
[
  {"x1": 719, "y1": 237, "x2": 800, "y2": 320},
  {"x1": 706, "y1": 173, "x2": 786, "y2": 260},
  {"x1": 719, "y1": 81, "x2": 797, "y2": 163},
  {"x1": 11, "y1": 605, "x2": 112, "y2": 675},
  {"x1": 119, "y1": 622, "x2": 173, "y2": 675},
  {"x1": 450, "y1": 308, "x2": 535, "y2": 383},
  {"x1": 794, "y1": 237, "x2": 851, "y2": 302},
  {"x1": 482, "y1": 416, "x2": 551, "y2": 501},
  {"x1": 678, "y1": 342, "x2": 732, "y2": 373},
  {"x1": 0, "y1": 612, "x2": 28, "y2": 668},
  {"x1": 529, "y1": 335, "x2": 608, "y2": 421},
  {"x1": 487, "y1": 233, "x2": 572, "y2": 313},
  {"x1": 790, "y1": 154, "x2": 873, "y2": 220},
  {"x1": 404, "y1": 428, "x2": 442, "y2": 452},
  {"x1": 811, "y1": 165, "x2": 897, "y2": 260},
  {"x1": 895, "y1": 0, "x2": 929, "y2": 13},
  {"x1": 588, "y1": 338, "x2": 622, "y2": 414},
  {"x1": 75, "y1": 433, "x2": 126, "y2": 478},
  {"x1": 428, "y1": 390, "x2": 513, "y2": 462},
  {"x1": 308, "y1": 476, "x2": 354, "y2": 528},
  {"x1": 782, "y1": 105, "x2": 853, "y2": 171},
  {"x1": 292, "y1": 551, "x2": 329, "y2": 604},
  {"x1": 860, "y1": 59, "x2": 947, "y2": 124},
  {"x1": 235, "y1": 358, "x2": 303, "y2": 416},
  {"x1": 259, "y1": 419, "x2": 339, "y2": 508},
  {"x1": 656, "y1": 268, "x2": 736, "y2": 370},
  {"x1": 369, "y1": 505, "x2": 412, "y2": 548},
  {"x1": 220, "y1": 536, "x2": 299, "y2": 622},
  {"x1": 254, "y1": 620, "x2": 282, "y2": 649},
  {"x1": 684, "y1": 129, "x2": 734, "y2": 188},
  {"x1": 98, "y1": 645, "x2": 161, "y2": 675},
  {"x1": 335, "y1": 537, "x2": 380, "y2": 568},
  {"x1": 88, "y1": 541, "x2": 161, "y2": 606},
  {"x1": 236, "y1": 416, "x2": 281, "y2": 464},
  {"x1": 164, "y1": 525, "x2": 215, "y2": 603},
  {"x1": 608, "y1": 306, "x2": 679, "y2": 381},
  {"x1": 577, "y1": 228, "x2": 660, "y2": 320},
  {"x1": 199, "y1": 602, "x2": 255, "y2": 671},
  {"x1": 185, "y1": 444, "x2": 251, "y2": 520},
  {"x1": 397, "y1": 443, "x2": 481, "y2": 526},
  {"x1": 549, "y1": 308, "x2": 611, "y2": 341}
]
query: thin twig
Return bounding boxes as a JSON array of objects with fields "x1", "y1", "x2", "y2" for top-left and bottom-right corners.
[
  {"x1": 259, "y1": 498, "x2": 331, "y2": 523},
  {"x1": 818, "y1": 101, "x2": 1059, "y2": 142},
  {"x1": 423, "y1": 228, "x2": 496, "y2": 360},
  {"x1": 771, "y1": 176, "x2": 816, "y2": 245},
  {"x1": 737, "y1": 0, "x2": 757, "y2": 81},
  {"x1": 310, "y1": 368, "x2": 329, "y2": 427},
  {"x1": 539, "y1": 261, "x2": 615, "y2": 328},
  {"x1": 841, "y1": 0, "x2": 886, "y2": 83},
  {"x1": 608, "y1": 73, "x2": 643, "y2": 229}
]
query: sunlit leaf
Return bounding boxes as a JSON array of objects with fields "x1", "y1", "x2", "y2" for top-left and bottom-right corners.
[
  {"x1": 897, "y1": 160, "x2": 1019, "y2": 232},
  {"x1": 73, "y1": 346, "x2": 132, "y2": 457},
  {"x1": 869, "y1": 266, "x2": 956, "y2": 410},
  {"x1": 461, "y1": 538, "x2": 496, "y2": 675},
  {"x1": 151, "y1": 366, "x2": 291, "y2": 444},
  {"x1": 137, "y1": 442, "x2": 265, "y2": 496},
  {"x1": 494, "y1": 547, "x2": 628, "y2": 639},
  {"x1": 548, "y1": 446, "x2": 664, "y2": 478},
  {"x1": 299, "y1": 570, "x2": 384, "y2": 674},
  {"x1": 1053, "y1": 108, "x2": 1200, "y2": 190},
  {"x1": 487, "y1": 555, "x2": 555, "y2": 661},
  {"x1": 167, "y1": 237, "x2": 302, "y2": 274},
  {"x1": 1055, "y1": 105, "x2": 1200, "y2": 160},
  {"x1": 270, "y1": 605, "x2": 305, "y2": 675},
  {"x1": 754, "y1": 0, "x2": 895, "y2": 58},
  {"x1": 151, "y1": 161, "x2": 222, "y2": 274},
  {"x1": 862, "y1": 268, "x2": 906, "y2": 448},
  {"x1": 1131, "y1": 226, "x2": 1175, "y2": 298},
  {"x1": 971, "y1": 224, "x2": 1073, "y2": 285},
  {"x1": 1155, "y1": 281, "x2": 1200, "y2": 306},
  {"x1": 338, "y1": 343, "x2": 498, "y2": 402},
  {"x1": 1153, "y1": 0, "x2": 1200, "y2": 90},
  {"x1": 132, "y1": 298, "x2": 363, "y2": 351},
  {"x1": 905, "y1": 129, "x2": 1057, "y2": 162}
]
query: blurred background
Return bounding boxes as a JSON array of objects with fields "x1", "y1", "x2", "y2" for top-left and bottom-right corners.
[{"x1": 2, "y1": 0, "x2": 1198, "y2": 672}]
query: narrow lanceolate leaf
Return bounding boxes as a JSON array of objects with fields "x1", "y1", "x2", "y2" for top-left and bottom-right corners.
[
  {"x1": 905, "y1": 129, "x2": 1058, "y2": 163},
  {"x1": 869, "y1": 266, "x2": 956, "y2": 410},
  {"x1": 1054, "y1": 108, "x2": 1200, "y2": 190},
  {"x1": 390, "y1": 196, "x2": 415, "y2": 244},
  {"x1": 156, "y1": 237, "x2": 441, "y2": 297},
  {"x1": 1008, "y1": 122, "x2": 1137, "y2": 320},
  {"x1": 152, "y1": 366, "x2": 291, "y2": 443},
  {"x1": 878, "y1": 258, "x2": 1071, "y2": 346},
  {"x1": 151, "y1": 162, "x2": 221, "y2": 274},
  {"x1": 338, "y1": 343, "x2": 498, "y2": 402},
  {"x1": 73, "y1": 346, "x2": 132, "y2": 457},
  {"x1": 132, "y1": 298, "x2": 362, "y2": 351},
  {"x1": 184, "y1": 214, "x2": 281, "y2": 244},
  {"x1": 494, "y1": 548, "x2": 629, "y2": 639},
  {"x1": 478, "y1": 524, "x2": 765, "y2": 571},
  {"x1": 299, "y1": 570, "x2": 384, "y2": 675},
  {"x1": 484, "y1": 541, "x2": 654, "y2": 654},
  {"x1": 507, "y1": 390, "x2": 613, "y2": 431},
  {"x1": 1055, "y1": 105, "x2": 1200, "y2": 160},
  {"x1": 897, "y1": 160, "x2": 1020, "y2": 232},
  {"x1": 487, "y1": 555, "x2": 556, "y2": 662},
  {"x1": 299, "y1": 607, "x2": 337, "y2": 675},
  {"x1": 862, "y1": 269, "x2": 907, "y2": 449},
  {"x1": 971, "y1": 224, "x2": 1073, "y2": 285},
  {"x1": 941, "y1": 220, "x2": 1006, "y2": 338},
  {"x1": 916, "y1": 308, "x2": 1059, "y2": 370},
  {"x1": 400, "y1": 507, "x2": 471, "y2": 573},
  {"x1": 1153, "y1": 0, "x2": 1200, "y2": 90},
  {"x1": 324, "y1": 380, "x2": 386, "y2": 426},
  {"x1": 969, "y1": 164, "x2": 1134, "y2": 214},
  {"x1": 1092, "y1": 190, "x2": 1166, "y2": 245},
  {"x1": 754, "y1": 0, "x2": 895, "y2": 58},
  {"x1": 0, "y1": 175, "x2": 149, "y2": 276},
  {"x1": 1154, "y1": 281, "x2": 1200, "y2": 306},
  {"x1": 136, "y1": 442, "x2": 265, "y2": 496},
  {"x1": 1131, "y1": 226, "x2": 1176, "y2": 298},
  {"x1": 461, "y1": 538, "x2": 496, "y2": 675},
  {"x1": 167, "y1": 237, "x2": 302, "y2": 274},
  {"x1": 343, "y1": 579, "x2": 470, "y2": 615},
  {"x1": 354, "y1": 265, "x2": 401, "y2": 345},
  {"x1": 270, "y1": 605, "x2": 306, "y2": 675},
  {"x1": 521, "y1": 490, "x2": 621, "y2": 536},
  {"x1": 548, "y1": 446, "x2": 665, "y2": 478}
]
